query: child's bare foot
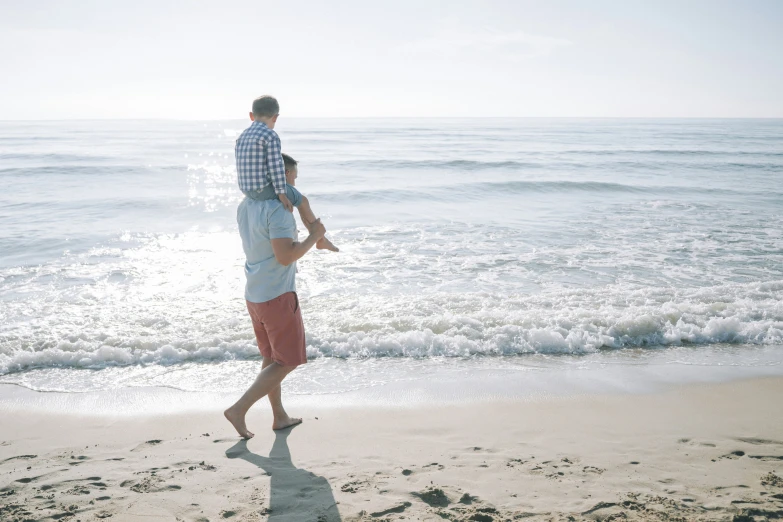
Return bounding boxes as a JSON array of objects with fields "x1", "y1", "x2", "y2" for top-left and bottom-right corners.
[
  {"x1": 316, "y1": 237, "x2": 339, "y2": 252},
  {"x1": 224, "y1": 407, "x2": 254, "y2": 439}
]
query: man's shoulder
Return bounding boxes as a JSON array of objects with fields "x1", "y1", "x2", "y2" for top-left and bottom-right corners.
[
  {"x1": 267, "y1": 200, "x2": 294, "y2": 220},
  {"x1": 267, "y1": 201, "x2": 296, "y2": 234},
  {"x1": 241, "y1": 198, "x2": 289, "y2": 218},
  {"x1": 238, "y1": 199, "x2": 289, "y2": 231}
]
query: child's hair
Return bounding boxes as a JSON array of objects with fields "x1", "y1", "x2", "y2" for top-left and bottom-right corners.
[
  {"x1": 252, "y1": 95, "x2": 279, "y2": 118},
  {"x1": 282, "y1": 153, "x2": 297, "y2": 171}
]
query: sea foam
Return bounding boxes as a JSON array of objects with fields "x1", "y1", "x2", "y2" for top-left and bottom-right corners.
[{"x1": 2, "y1": 279, "x2": 782, "y2": 374}]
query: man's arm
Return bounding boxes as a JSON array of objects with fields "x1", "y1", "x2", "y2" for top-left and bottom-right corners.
[
  {"x1": 271, "y1": 219, "x2": 326, "y2": 266},
  {"x1": 265, "y1": 134, "x2": 293, "y2": 212}
]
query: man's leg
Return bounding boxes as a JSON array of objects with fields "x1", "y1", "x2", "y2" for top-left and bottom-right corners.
[
  {"x1": 261, "y1": 356, "x2": 303, "y2": 430},
  {"x1": 224, "y1": 360, "x2": 297, "y2": 439},
  {"x1": 296, "y1": 195, "x2": 339, "y2": 252}
]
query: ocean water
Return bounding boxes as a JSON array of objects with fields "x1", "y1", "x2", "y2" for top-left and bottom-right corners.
[{"x1": 1, "y1": 118, "x2": 782, "y2": 406}]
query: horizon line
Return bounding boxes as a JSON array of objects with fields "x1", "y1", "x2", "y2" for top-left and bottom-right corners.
[{"x1": 1, "y1": 116, "x2": 783, "y2": 122}]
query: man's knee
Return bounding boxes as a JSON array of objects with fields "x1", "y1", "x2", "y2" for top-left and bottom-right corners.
[
  {"x1": 271, "y1": 360, "x2": 299, "y2": 373},
  {"x1": 281, "y1": 363, "x2": 299, "y2": 373}
]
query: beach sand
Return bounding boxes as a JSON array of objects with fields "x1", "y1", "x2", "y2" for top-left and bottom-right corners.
[{"x1": 2, "y1": 378, "x2": 783, "y2": 521}]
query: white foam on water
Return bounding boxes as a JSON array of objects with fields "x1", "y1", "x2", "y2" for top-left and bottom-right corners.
[{"x1": 1, "y1": 238, "x2": 782, "y2": 375}]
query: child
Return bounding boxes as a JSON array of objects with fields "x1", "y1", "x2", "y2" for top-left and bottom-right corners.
[
  {"x1": 280, "y1": 152, "x2": 338, "y2": 251},
  {"x1": 235, "y1": 95, "x2": 338, "y2": 252}
]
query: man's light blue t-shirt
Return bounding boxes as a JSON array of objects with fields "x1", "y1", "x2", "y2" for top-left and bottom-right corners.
[{"x1": 237, "y1": 197, "x2": 298, "y2": 303}]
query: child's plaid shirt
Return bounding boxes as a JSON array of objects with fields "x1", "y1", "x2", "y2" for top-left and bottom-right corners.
[{"x1": 235, "y1": 121, "x2": 286, "y2": 194}]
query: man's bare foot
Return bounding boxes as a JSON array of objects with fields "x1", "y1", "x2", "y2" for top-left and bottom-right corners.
[
  {"x1": 316, "y1": 237, "x2": 339, "y2": 252},
  {"x1": 224, "y1": 407, "x2": 255, "y2": 439},
  {"x1": 272, "y1": 415, "x2": 303, "y2": 431}
]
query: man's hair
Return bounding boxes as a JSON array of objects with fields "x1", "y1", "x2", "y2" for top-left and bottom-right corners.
[
  {"x1": 252, "y1": 95, "x2": 279, "y2": 117},
  {"x1": 282, "y1": 153, "x2": 297, "y2": 170}
]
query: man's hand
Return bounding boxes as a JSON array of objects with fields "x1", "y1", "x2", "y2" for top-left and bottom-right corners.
[
  {"x1": 307, "y1": 218, "x2": 326, "y2": 240},
  {"x1": 278, "y1": 193, "x2": 294, "y2": 213},
  {"x1": 270, "y1": 219, "x2": 326, "y2": 266}
]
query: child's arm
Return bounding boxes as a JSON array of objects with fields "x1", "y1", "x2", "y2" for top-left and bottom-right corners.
[{"x1": 265, "y1": 135, "x2": 293, "y2": 212}]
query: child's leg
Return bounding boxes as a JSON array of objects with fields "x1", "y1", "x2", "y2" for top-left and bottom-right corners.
[
  {"x1": 294, "y1": 193, "x2": 316, "y2": 225},
  {"x1": 296, "y1": 194, "x2": 339, "y2": 252}
]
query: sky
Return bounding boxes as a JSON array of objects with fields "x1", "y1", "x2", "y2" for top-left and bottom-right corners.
[{"x1": 1, "y1": 0, "x2": 782, "y2": 119}]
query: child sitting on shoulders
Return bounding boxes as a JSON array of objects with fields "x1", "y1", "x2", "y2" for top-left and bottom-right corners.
[{"x1": 235, "y1": 95, "x2": 338, "y2": 252}]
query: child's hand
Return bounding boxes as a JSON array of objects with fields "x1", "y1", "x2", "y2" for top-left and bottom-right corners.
[{"x1": 278, "y1": 193, "x2": 294, "y2": 212}]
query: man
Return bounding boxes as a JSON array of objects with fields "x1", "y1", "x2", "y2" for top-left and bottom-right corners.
[{"x1": 224, "y1": 99, "x2": 327, "y2": 439}]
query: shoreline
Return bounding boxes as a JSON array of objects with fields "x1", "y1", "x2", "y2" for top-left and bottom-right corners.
[
  {"x1": 3, "y1": 344, "x2": 783, "y2": 416},
  {"x1": 2, "y1": 377, "x2": 783, "y2": 520}
]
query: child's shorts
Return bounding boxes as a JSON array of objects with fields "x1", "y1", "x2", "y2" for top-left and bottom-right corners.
[{"x1": 242, "y1": 183, "x2": 302, "y2": 207}]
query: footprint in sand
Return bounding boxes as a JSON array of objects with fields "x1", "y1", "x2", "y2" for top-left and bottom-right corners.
[
  {"x1": 61, "y1": 476, "x2": 101, "y2": 483},
  {"x1": 2, "y1": 454, "x2": 37, "y2": 463},
  {"x1": 413, "y1": 486, "x2": 451, "y2": 507},
  {"x1": 678, "y1": 438, "x2": 717, "y2": 447},
  {"x1": 64, "y1": 484, "x2": 91, "y2": 495},
  {"x1": 15, "y1": 474, "x2": 44, "y2": 484},
  {"x1": 459, "y1": 493, "x2": 478, "y2": 504},
  {"x1": 735, "y1": 437, "x2": 783, "y2": 446},
  {"x1": 370, "y1": 501, "x2": 411, "y2": 517},
  {"x1": 749, "y1": 455, "x2": 783, "y2": 461},
  {"x1": 507, "y1": 456, "x2": 604, "y2": 480},
  {"x1": 761, "y1": 472, "x2": 783, "y2": 487},
  {"x1": 69, "y1": 455, "x2": 90, "y2": 465},
  {"x1": 449, "y1": 506, "x2": 499, "y2": 522},
  {"x1": 130, "y1": 439, "x2": 163, "y2": 452},
  {"x1": 583, "y1": 465, "x2": 605, "y2": 474},
  {"x1": 340, "y1": 479, "x2": 369, "y2": 493},
  {"x1": 467, "y1": 446, "x2": 496, "y2": 453},
  {"x1": 399, "y1": 463, "x2": 443, "y2": 476},
  {"x1": 185, "y1": 461, "x2": 217, "y2": 471},
  {"x1": 412, "y1": 488, "x2": 504, "y2": 521},
  {"x1": 716, "y1": 450, "x2": 746, "y2": 461},
  {"x1": 122, "y1": 476, "x2": 181, "y2": 493},
  {"x1": 423, "y1": 462, "x2": 445, "y2": 471}
]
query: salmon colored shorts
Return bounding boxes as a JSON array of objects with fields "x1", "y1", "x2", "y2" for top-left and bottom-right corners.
[{"x1": 246, "y1": 292, "x2": 307, "y2": 367}]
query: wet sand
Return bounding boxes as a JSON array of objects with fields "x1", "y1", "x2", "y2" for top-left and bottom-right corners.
[{"x1": 2, "y1": 377, "x2": 783, "y2": 521}]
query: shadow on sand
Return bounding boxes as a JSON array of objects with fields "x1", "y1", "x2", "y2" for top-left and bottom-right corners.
[{"x1": 226, "y1": 427, "x2": 342, "y2": 521}]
